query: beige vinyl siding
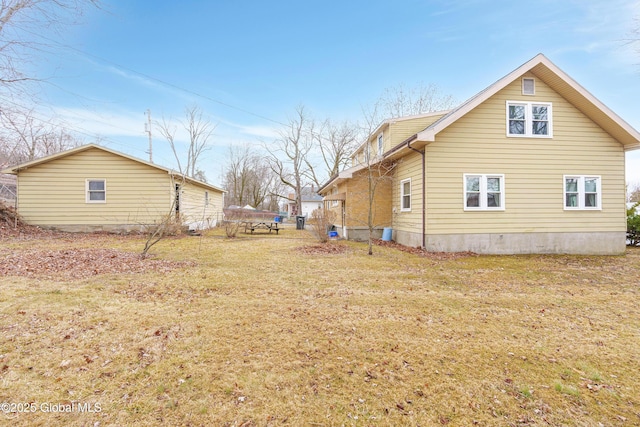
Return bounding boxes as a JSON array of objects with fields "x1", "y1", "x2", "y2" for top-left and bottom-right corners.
[
  {"x1": 425, "y1": 73, "x2": 625, "y2": 235},
  {"x1": 386, "y1": 114, "x2": 446, "y2": 151},
  {"x1": 17, "y1": 147, "x2": 171, "y2": 227},
  {"x1": 392, "y1": 151, "x2": 423, "y2": 233},
  {"x1": 353, "y1": 114, "x2": 447, "y2": 164},
  {"x1": 178, "y1": 180, "x2": 224, "y2": 228}
]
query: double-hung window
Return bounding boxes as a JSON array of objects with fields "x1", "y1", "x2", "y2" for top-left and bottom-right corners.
[
  {"x1": 507, "y1": 101, "x2": 552, "y2": 137},
  {"x1": 400, "y1": 178, "x2": 411, "y2": 212},
  {"x1": 464, "y1": 174, "x2": 504, "y2": 211},
  {"x1": 564, "y1": 176, "x2": 601, "y2": 210},
  {"x1": 86, "y1": 179, "x2": 106, "y2": 203},
  {"x1": 377, "y1": 133, "x2": 384, "y2": 156}
]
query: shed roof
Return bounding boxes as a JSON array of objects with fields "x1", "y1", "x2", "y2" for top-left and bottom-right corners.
[{"x1": 1, "y1": 144, "x2": 225, "y2": 193}]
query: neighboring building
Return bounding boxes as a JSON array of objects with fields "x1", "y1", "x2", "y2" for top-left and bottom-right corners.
[
  {"x1": 319, "y1": 54, "x2": 640, "y2": 254},
  {"x1": 1, "y1": 144, "x2": 225, "y2": 232},
  {"x1": 286, "y1": 186, "x2": 323, "y2": 218}
]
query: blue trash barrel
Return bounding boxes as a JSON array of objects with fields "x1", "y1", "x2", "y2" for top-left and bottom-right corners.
[{"x1": 382, "y1": 227, "x2": 392, "y2": 241}]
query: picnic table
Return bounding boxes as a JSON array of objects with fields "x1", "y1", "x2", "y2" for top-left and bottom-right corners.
[{"x1": 242, "y1": 221, "x2": 281, "y2": 235}]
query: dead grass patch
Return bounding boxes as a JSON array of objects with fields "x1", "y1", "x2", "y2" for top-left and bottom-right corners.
[
  {"x1": 0, "y1": 248, "x2": 192, "y2": 280},
  {"x1": 0, "y1": 230, "x2": 639, "y2": 426},
  {"x1": 295, "y1": 242, "x2": 350, "y2": 255}
]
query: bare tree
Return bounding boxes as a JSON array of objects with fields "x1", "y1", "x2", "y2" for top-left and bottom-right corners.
[
  {"x1": 628, "y1": 182, "x2": 640, "y2": 203},
  {"x1": 0, "y1": 0, "x2": 100, "y2": 94},
  {"x1": 156, "y1": 105, "x2": 216, "y2": 180},
  {"x1": 223, "y1": 144, "x2": 252, "y2": 207},
  {"x1": 143, "y1": 105, "x2": 215, "y2": 257},
  {"x1": 355, "y1": 84, "x2": 456, "y2": 254},
  {"x1": 311, "y1": 118, "x2": 359, "y2": 183},
  {"x1": 223, "y1": 144, "x2": 283, "y2": 210},
  {"x1": 371, "y1": 83, "x2": 456, "y2": 119},
  {"x1": 0, "y1": 107, "x2": 82, "y2": 164},
  {"x1": 265, "y1": 105, "x2": 314, "y2": 216}
]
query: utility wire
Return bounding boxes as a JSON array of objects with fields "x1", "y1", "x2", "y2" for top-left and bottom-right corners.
[{"x1": 22, "y1": 29, "x2": 288, "y2": 127}]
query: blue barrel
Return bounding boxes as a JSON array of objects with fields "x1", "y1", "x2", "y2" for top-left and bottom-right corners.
[
  {"x1": 382, "y1": 227, "x2": 392, "y2": 241},
  {"x1": 274, "y1": 216, "x2": 281, "y2": 223}
]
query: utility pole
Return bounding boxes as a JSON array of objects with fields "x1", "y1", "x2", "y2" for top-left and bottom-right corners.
[{"x1": 144, "y1": 109, "x2": 153, "y2": 163}]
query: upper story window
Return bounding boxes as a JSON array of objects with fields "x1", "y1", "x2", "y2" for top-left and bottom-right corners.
[
  {"x1": 86, "y1": 179, "x2": 106, "y2": 203},
  {"x1": 464, "y1": 174, "x2": 505, "y2": 211},
  {"x1": 507, "y1": 101, "x2": 552, "y2": 138},
  {"x1": 377, "y1": 133, "x2": 384, "y2": 156},
  {"x1": 205, "y1": 191, "x2": 209, "y2": 206},
  {"x1": 564, "y1": 176, "x2": 601, "y2": 210},
  {"x1": 400, "y1": 178, "x2": 411, "y2": 212}
]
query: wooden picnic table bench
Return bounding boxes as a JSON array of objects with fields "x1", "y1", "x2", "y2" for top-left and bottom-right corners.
[{"x1": 242, "y1": 221, "x2": 281, "y2": 235}]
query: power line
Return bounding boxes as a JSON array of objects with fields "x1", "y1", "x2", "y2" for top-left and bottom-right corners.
[{"x1": 22, "y1": 29, "x2": 288, "y2": 127}]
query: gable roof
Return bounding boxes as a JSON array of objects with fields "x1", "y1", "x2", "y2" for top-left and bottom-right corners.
[
  {"x1": 1, "y1": 144, "x2": 225, "y2": 193},
  {"x1": 416, "y1": 53, "x2": 640, "y2": 151},
  {"x1": 351, "y1": 110, "x2": 451, "y2": 156}
]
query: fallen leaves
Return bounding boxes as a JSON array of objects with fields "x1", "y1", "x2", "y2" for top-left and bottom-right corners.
[
  {"x1": 296, "y1": 243, "x2": 349, "y2": 255},
  {"x1": 0, "y1": 247, "x2": 191, "y2": 280},
  {"x1": 373, "y1": 239, "x2": 476, "y2": 260}
]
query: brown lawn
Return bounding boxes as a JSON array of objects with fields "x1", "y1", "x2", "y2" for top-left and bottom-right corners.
[{"x1": 0, "y1": 227, "x2": 639, "y2": 426}]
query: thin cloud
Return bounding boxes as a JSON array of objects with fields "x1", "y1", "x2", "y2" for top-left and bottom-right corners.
[{"x1": 53, "y1": 107, "x2": 147, "y2": 138}]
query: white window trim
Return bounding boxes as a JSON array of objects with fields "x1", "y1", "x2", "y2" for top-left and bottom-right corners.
[
  {"x1": 506, "y1": 101, "x2": 553, "y2": 138},
  {"x1": 563, "y1": 175, "x2": 602, "y2": 210},
  {"x1": 331, "y1": 188, "x2": 339, "y2": 207},
  {"x1": 400, "y1": 178, "x2": 411, "y2": 212},
  {"x1": 522, "y1": 77, "x2": 535, "y2": 95},
  {"x1": 86, "y1": 179, "x2": 106, "y2": 203},
  {"x1": 463, "y1": 174, "x2": 505, "y2": 211},
  {"x1": 377, "y1": 133, "x2": 384, "y2": 156}
]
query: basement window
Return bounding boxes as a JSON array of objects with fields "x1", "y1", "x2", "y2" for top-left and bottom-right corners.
[{"x1": 86, "y1": 179, "x2": 106, "y2": 203}]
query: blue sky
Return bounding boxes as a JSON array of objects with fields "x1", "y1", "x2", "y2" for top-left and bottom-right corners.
[{"x1": 23, "y1": 0, "x2": 640, "y2": 185}]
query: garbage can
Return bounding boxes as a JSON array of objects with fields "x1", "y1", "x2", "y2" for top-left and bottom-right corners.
[
  {"x1": 382, "y1": 227, "x2": 393, "y2": 241},
  {"x1": 296, "y1": 215, "x2": 306, "y2": 230}
]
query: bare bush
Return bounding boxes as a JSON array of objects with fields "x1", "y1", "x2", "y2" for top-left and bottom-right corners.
[
  {"x1": 309, "y1": 208, "x2": 336, "y2": 243},
  {"x1": 141, "y1": 213, "x2": 184, "y2": 258}
]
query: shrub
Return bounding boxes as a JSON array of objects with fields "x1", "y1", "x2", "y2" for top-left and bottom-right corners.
[
  {"x1": 309, "y1": 208, "x2": 337, "y2": 243},
  {"x1": 627, "y1": 203, "x2": 640, "y2": 247},
  {"x1": 141, "y1": 213, "x2": 184, "y2": 258}
]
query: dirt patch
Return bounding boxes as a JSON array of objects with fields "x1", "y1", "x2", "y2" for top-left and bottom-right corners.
[
  {"x1": 0, "y1": 248, "x2": 193, "y2": 280},
  {"x1": 373, "y1": 238, "x2": 476, "y2": 260},
  {"x1": 296, "y1": 242, "x2": 350, "y2": 255}
]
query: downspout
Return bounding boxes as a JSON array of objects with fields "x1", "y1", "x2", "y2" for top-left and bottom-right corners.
[{"x1": 406, "y1": 135, "x2": 426, "y2": 249}]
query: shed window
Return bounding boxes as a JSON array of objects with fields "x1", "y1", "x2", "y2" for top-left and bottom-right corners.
[{"x1": 86, "y1": 179, "x2": 106, "y2": 203}]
